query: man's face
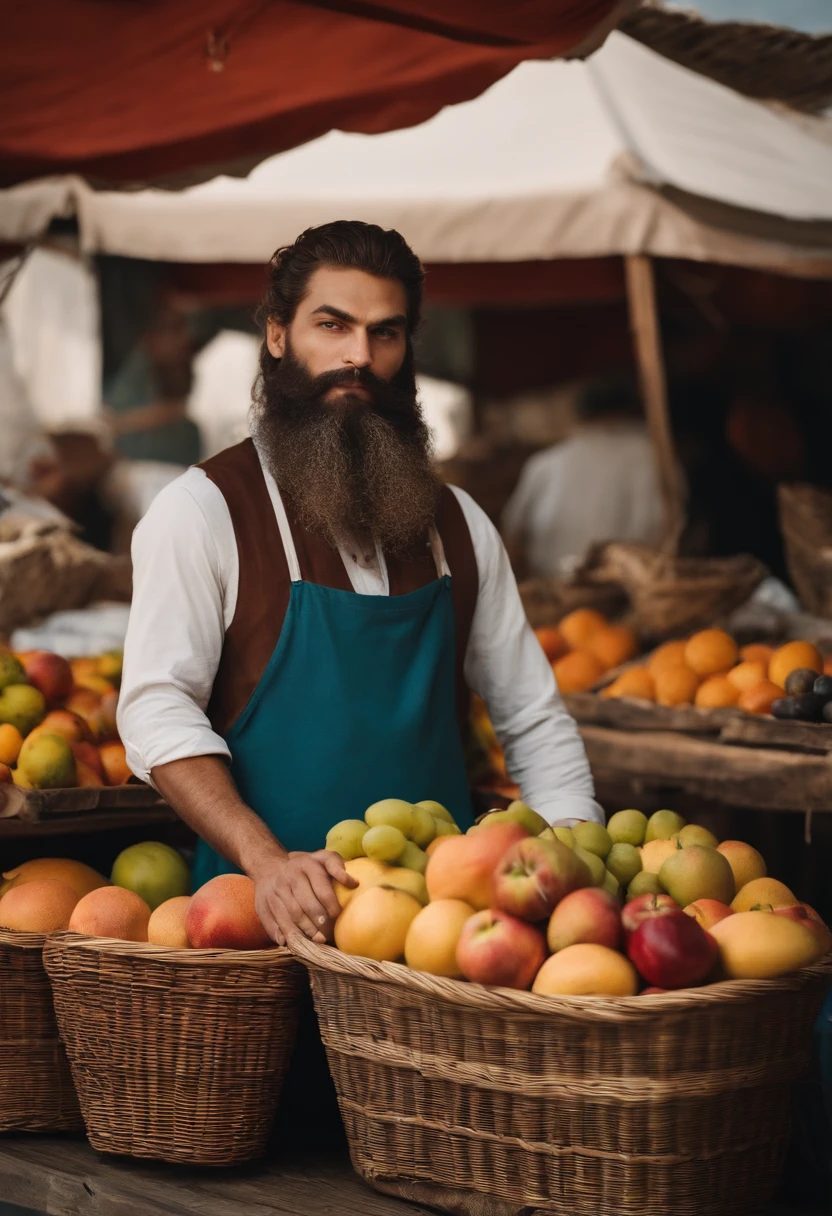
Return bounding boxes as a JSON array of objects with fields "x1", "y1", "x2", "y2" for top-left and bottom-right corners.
[{"x1": 266, "y1": 266, "x2": 408, "y2": 404}]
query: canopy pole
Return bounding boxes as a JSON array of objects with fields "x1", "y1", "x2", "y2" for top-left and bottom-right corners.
[{"x1": 625, "y1": 253, "x2": 685, "y2": 553}]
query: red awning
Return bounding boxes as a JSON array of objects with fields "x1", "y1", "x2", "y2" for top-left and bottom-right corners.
[{"x1": 2, "y1": 0, "x2": 632, "y2": 187}]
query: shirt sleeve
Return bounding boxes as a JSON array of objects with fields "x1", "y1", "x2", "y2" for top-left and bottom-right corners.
[
  {"x1": 451, "y1": 486, "x2": 604, "y2": 826},
  {"x1": 117, "y1": 475, "x2": 234, "y2": 784}
]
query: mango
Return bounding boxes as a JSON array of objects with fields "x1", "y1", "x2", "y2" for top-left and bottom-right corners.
[{"x1": 710, "y1": 910, "x2": 824, "y2": 979}]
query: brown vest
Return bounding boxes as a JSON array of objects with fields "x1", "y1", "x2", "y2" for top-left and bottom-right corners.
[{"x1": 200, "y1": 439, "x2": 478, "y2": 739}]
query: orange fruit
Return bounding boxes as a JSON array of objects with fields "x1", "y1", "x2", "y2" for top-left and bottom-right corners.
[
  {"x1": 737, "y1": 680, "x2": 783, "y2": 716},
  {"x1": 558, "y1": 609, "x2": 608, "y2": 651},
  {"x1": 534, "y1": 627, "x2": 568, "y2": 663},
  {"x1": 824, "y1": 654, "x2": 832, "y2": 677},
  {"x1": 586, "y1": 624, "x2": 638, "y2": 672},
  {"x1": 684, "y1": 629, "x2": 738, "y2": 678},
  {"x1": 98, "y1": 741, "x2": 131, "y2": 786},
  {"x1": 694, "y1": 675, "x2": 740, "y2": 709},
  {"x1": 0, "y1": 723, "x2": 23, "y2": 767},
  {"x1": 602, "y1": 667, "x2": 655, "y2": 701},
  {"x1": 147, "y1": 896, "x2": 192, "y2": 947},
  {"x1": 0, "y1": 878, "x2": 78, "y2": 933},
  {"x1": 768, "y1": 641, "x2": 822, "y2": 691},
  {"x1": 553, "y1": 651, "x2": 605, "y2": 694},
  {"x1": 739, "y1": 643, "x2": 775, "y2": 665},
  {"x1": 654, "y1": 664, "x2": 700, "y2": 707},
  {"x1": 726, "y1": 660, "x2": 767, "y2": 693},
  {"x1": 647, "y1": 640, "x2": 690, "y2": 676},
  {"x1": 69, "y1": 886, "x2": 151, "y2": 941}
]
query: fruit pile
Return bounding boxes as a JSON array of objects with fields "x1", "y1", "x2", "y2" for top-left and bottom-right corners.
[
  {"x1": 328, "y1": 800, "x2": 831, "y2": 995},
  {"x1": 0, "y1": 846, "x2": 272, "y2": 951},
  {"x1": 604, "y1": 632, "x2": 832, "y2": 720},
  {"x1": 535, "y1": 608, "x2": 638, "y2": 695},
  {"x1": 0, "y1": 647, "x2": 129, "y2": 790}
]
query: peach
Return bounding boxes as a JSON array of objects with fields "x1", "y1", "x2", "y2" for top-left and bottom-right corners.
[
  {"x1": 147, "y1": 896, "x2": 192, "y2": 947},
  {"x1": 69, "y1": 886, "x2": 151, "y2": 941},
  {"x1": 98, "y1": 741, "x2": 131, "y2": 786},
  {"x1": 27, "y1": 709, "x2": 93, "y2": 746},
  {"x1": 332, "y1": 856, "x2": 389, "y2": 909},
  {"x1": 20, "y1": 651, "x2": 73, "y2": 707},
  {"x1": 71, "y1": 740, "x2": 104, "y2": 779},
  {"x1": 456, "y1": 908, "x2": 547, "y2": 990},
  {"x1": 532, "y1": 943, "x2": 639, "y2": 997},
  {"x1": 547, "y1": 887, "x2": 621, "y2": 953},
  {"x1": 185, "y1": 874, "x2": 271, "y2": 950},
  {"x1": 0, "y1": 857, "x2": 108, "y2": 900},
  {"x1": 334, "y1": 884, "x2": 421, "y2": 962},
  {"x1": 683, "y1": 899, "x2": 733, "y2": 930},
  {"x1": 716, "y1": 840, "x2": 767, "y2": 891},
  {"x1": 425, "y1": 821, "x2": 528, "y2": 910},
  {"x1": 731, "y1": 876, "x2": 794, "y2": 913},
  {"x1": 639, "y1": 838, "x2": 676, "y2": 874},
  {"x1": 0, "y1": 878, "x2": 78, "y2": 933},
  {"x1": 65, "y1": 691, "x2": 106, "y2": 741},
  {"x1": 404, "y1": 898, "x2": 475, "y2": 977}
]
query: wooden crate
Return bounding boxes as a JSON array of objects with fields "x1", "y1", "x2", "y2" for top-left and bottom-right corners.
[{"x1": 0, "y1": 781, "x2": 165, "y2": 823}]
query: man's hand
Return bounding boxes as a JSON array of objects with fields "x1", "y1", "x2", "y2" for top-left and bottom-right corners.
[{"x1": 251, "y1": 850, "x2": 358, "y2": 947}]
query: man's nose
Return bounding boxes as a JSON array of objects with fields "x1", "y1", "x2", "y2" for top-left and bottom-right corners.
[{"x1": 343, "y1": 329, "x2": 372, "y2": 370}]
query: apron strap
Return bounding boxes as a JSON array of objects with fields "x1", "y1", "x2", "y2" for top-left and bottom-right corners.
[
  {"x1": 273, "y1": 484, "x2": 303, "y2": 583},
  {"x1": 429, "y1": 525, "x2": 451, "y2": 579}
]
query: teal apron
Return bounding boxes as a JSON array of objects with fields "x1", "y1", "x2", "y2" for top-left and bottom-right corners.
[{"x1": 193, "y1": 513, "x2": 474, "y2": 885}]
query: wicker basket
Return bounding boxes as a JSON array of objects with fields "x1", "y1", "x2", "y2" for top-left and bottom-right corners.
[
  {"x1": 578, "y1": 542, "x2": 767, "y2": 637},
  {"x1": 290, "y1": 934, "x2": 832, "y2": 1216},
  {"x1": 0, "y1": 927, "x2": 82, "y2": 1132},
  {"x1": 43, "y1": 932, "x2": 305, "y2": 1165},
  {"x1": 779, "y1": 483, "x2": 832, "y2": 619}
]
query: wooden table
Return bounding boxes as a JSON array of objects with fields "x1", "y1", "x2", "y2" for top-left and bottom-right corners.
[
  {"x1": 0, "y1": 1135, "x2": 823, "y2": 1216},
  {"x1": 0, "y1": 1135, "x2": 433, "y2": 1216}
]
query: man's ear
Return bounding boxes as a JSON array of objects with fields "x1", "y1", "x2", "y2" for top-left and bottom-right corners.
[{"x1": 266, "y1": 318, "x2": 285, "y2": 358}]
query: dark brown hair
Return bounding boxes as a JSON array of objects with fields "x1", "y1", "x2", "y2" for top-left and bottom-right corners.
[{"x1": 256, "y1": 220, "x2": 425, "y2": 336}]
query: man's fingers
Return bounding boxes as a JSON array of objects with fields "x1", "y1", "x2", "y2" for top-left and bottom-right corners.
[
  {"x1": 282, "y1": 886, "x2": 325, "y2": 942},
  {"x1": 290, "y1": 870, "x2": 335, "y2": 936},
  {"x1": 320, "y1": 850, "x2": 358, "y2": 887},
  {"x1": 303, "y1": 861, "x2": 343, "y2": 923}
]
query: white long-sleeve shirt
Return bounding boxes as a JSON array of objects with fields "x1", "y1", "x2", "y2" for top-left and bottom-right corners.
[{"x1": 118, "y1": 447, "x2": 602, "y2": 826}]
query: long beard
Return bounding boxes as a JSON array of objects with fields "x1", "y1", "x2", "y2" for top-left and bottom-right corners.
[{"x1": 250, "y1": 340, "x2": 440, "y2": 556}]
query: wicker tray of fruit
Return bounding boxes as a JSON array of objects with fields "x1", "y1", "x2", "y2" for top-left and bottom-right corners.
[
  {"x1": 0, "y1": 646, "x2": 165, "y2": 820},
  {"x1": 291, "y1": 797, "x2": 832, "y2": 1216},
  {"x1": 525, "y1": 613, "x2": 832, "y2": 753}
]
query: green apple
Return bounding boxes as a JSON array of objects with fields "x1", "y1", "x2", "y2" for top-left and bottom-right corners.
[
  {"x1": 606, "y1": 809, "x2": 648, "y2": 847},
  {"x1": 644, "y1": 809, "x2": 686, "y2": 843}
]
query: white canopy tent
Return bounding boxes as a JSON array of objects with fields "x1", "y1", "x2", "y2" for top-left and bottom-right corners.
[{"x1": 5, "y1": 32, "x2": 832, "y2": 273}]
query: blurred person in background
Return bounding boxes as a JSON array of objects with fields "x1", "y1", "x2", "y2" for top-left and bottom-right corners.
[
  {"x1": 105, "y1": 296, "x2": 201, "y2": 467},
  {"x1": 502, "y1": 374, "x2": 664, "y2": 578},
  {"x1": 0, "y1": 317, "x2": 65, "y2": 506}
]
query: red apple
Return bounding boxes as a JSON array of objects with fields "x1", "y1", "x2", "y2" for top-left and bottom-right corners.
[
  {"x1": 640, "y1": 986, "x2": 669, "y2": 995},
  {"x1": 493, "y1": 836, "x2": 590, "y2": 922},
  {"x1": 773, "y1": 903, "x2": 832, "y2": 954},
  {"x1": 455, "y1": 908, "x2": 547, "y2": 990},
  {"x1": 425, "y1": 822, "x2": 528, "y2": 910},
  {"x1": 627, "y1": 914, "x2": 717, "y2": 989},
  {"x1": 683, "y1": 899, "x2": 733, "y2": 931},
  {"x1": 621, "y1": 893, "x2": 681, "y2": 942},
  {"x1": 21, "y1": 650, "x2": 73, "y2": 707},
  {"x1": 547, "y1": 887, "x2": 621, "y2": 952}
]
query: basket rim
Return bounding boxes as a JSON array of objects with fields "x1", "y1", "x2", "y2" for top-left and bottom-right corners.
[
  {"x1": 0, "y1": 926, "x2": 50, "y2": 950},
  {"x1": 289, "y1": 933, "x2": 832, "y2": 1023},
  {"x1": 45, "y1": 929, "x2": 296, "y2": 967}
]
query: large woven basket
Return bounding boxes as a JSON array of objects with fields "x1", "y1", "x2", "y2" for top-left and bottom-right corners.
[
  {"x1": 0, "y1": 927, "x2": 82, "y2": 1132},
  {"x1": 576, "y1": 542, "x2": 767, "y2": 637},
  {"x1": 779, "y1": 483, "x2": 832, "y2": 618},
  {"x1": 43, "y1": 932, "x2": 305, "y2": 1165},
  {"x1": 291, "y1": 934, "x2": 832, "y2": 1216}
]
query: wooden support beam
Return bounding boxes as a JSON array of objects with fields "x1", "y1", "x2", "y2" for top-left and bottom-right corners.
[{"x1": 625, "y1": 253, "x2": 685, "y2": 551}]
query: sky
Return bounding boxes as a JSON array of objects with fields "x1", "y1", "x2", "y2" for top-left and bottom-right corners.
[{"x1": 668, "y1": 1, "x2": 830, "y2": 33}]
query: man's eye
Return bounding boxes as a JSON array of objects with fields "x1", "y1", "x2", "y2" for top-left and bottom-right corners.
[
  {"x1": 319, "y1": 321, "x2": 341, "y2": 330},
  {"x1": 374, "y1": 327, "x2": 397, "y2": 339}
]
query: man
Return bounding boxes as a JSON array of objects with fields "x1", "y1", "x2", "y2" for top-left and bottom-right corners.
[
  {"x1": 502, "y1": 375, "x2": 665, "y2": 579},
  {"x1": 119, "y1": 221, "x2": 601, "y2": 948}
]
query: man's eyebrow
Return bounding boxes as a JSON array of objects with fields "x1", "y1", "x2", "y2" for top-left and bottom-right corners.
[{"x1": 310, "y1": 304, "x2": 407, "y2": 328}]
